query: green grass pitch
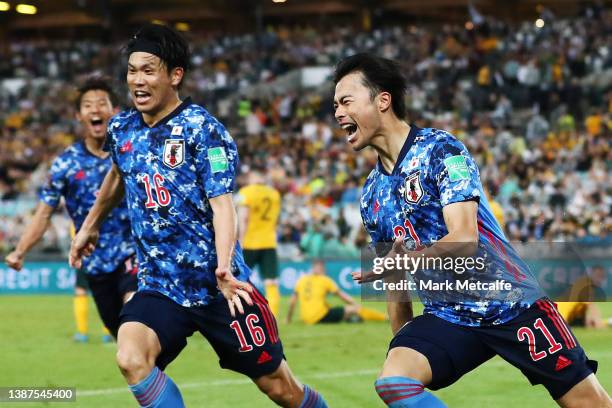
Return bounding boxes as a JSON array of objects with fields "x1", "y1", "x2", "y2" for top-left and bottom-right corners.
[{"x1": 1, "y1": 295, "x2": 610, "y2": 407}]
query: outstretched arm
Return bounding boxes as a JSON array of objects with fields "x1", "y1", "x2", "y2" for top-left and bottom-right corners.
[
  {"x1": 69, "y1": 164, "x2": 124, "y2": 268},
  {"x1": 5, "y1": 202, "x2": 55, "y2": 271}
]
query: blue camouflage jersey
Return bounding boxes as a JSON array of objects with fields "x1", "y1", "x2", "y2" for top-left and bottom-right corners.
[
  {"x1": 39, "y1": 141, "x2": 134, "y2": 275},
  {"x1": 106, "y1": 97, "x2": 251, "y2": 307},
  {"x1": 361, "y1": 126, "x2": 544, "y2": 326}
]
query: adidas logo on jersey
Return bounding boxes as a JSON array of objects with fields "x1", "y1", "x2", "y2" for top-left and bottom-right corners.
[
  {"x1": 555, "y1": 355, "x2": 572, "y2": 371},
  {"x1": 257, "y1": 351, "x2": 273, "y2": 364}
]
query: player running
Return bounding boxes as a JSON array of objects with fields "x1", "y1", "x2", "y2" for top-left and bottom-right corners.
[
  {"x1": 285, "y1": 259, "x2": 386, "y2": 325},
  {"x1": 5, "y1": 77, "x2": 137, "y2": 341},
  {"x1": 237, "y1": 168, "x2": 282, "y2": 317},
  {"x1": 333, "y1": 53, "x2": 611, "y2": 407},
  {"x1": 70, "y1": 24, "x2": 327, "y2": 408}
]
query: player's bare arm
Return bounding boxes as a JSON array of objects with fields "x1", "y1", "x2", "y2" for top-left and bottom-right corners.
[
  {"x1": 237, "y1": 202, "x2": 249, "y2": 244},
  {"x1": 70, "y1": 163, "x2": 124, "y2": 268},
  {"x1": 210, "y1": 193, "x2": 253, "y2": 317},
  {"x1": 337, "y1": 290, "x2": 357, "y2": 306},
  {"x1": 285, "y1": 292, "x2": 298, "y2": 324},
  {"x1": 5, "y1": 202, "x2": 55, "y2": 271}
]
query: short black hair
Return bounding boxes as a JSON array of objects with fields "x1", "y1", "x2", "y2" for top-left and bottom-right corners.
[
  {"x1": 125, "y1": 23, "x2": 190, "y2": 81},
  {"x1": 75, "y1": 76, "x2": 116, "y2": 110},
  {"x1": 333, "y1": 53, "x2": 407, "y2": 119}
]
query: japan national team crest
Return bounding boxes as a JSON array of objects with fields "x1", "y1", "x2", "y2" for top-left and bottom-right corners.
[
  {"x1": 404, "y1": 172, "x2": 424, "y2": 204},
  {"x1": 163, "y1": 139, "x2": 185, "y2": 169}
]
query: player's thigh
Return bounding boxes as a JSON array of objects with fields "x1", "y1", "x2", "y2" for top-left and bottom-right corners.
[
  {"x1": 385, "y1": 313, "x2": 494, "y2": 389},
  {"x1": 260, "y1": 249, "x2": 279, "y2": 280},
  {"x1": 317, "y1": 306, "x2": 345, "y2": 323},
  {"x1": 87, "y1": 272, "x2": 124, "y2": 336},
  {"x1": 252, "y1": 360, "x2": 302, "y2": 400},
  {"x1": 556, "y1": 373, "x2": 612, "y2": 408},
  {"x1": 243, "y1": 249, "x2": 259, "y2": 270},
  {"x1": 119, "y1": 290, "x2": 196, "y2": 370},
  {"x1": 195, "y1": 288, "x2": 284, "y2": 378},
  {"x1": 478, "y1": 299, "x2": 598, "y2": 401},
  {"x1": 74, "y1": 268, "x2": 89, "y2": 293}
]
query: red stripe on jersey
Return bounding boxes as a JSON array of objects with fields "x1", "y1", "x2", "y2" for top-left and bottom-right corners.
[
  {"x1": 546, "y1": 300, "x2": 576, "y2": 348},
  {"x1": 251, "y1": 287, "x2": 278, "y2": 343},
  {"x1": 536, "y1": 300, "x2": 573, "y2": 349}
]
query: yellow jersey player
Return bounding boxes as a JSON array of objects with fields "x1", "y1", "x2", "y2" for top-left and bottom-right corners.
[
  {"x1": 237, "y1": 169, "x2": 282, "y2": 317},
  {"x1": 285, "y1": 260, "x2": 386, "y2": 324},
  {"x1": 557, "y1": 265, "x2": 609, "y2": 329}
]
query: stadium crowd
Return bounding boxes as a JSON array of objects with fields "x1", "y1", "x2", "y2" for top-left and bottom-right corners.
[{"x1": 1, "y1": 7, "x2": 610, "y2": 258}]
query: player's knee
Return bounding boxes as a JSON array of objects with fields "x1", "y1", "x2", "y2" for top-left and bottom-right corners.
[
  {"x1": 345, "y1": 305, "x2": 359, "y2": 315},
  {"x1": 256, "y1": 372, "x2": 300, "y2": 405},
  {"x1": 258, "y1": 379, "x2": 294, "y2": 405},
  {"x1": 116, "y1": 348, "x2": 151, "y2": 381},
  {"x1": 558, "y1": 376, "x2": 612, "y2": 408},
  {"x1": 380, "y1": 348, "x2": 432, "y2": 384}
]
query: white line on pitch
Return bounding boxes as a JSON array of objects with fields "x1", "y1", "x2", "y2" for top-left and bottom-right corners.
[{"x1": 77, "y1": 369, "x2": 379, "y2": 397}]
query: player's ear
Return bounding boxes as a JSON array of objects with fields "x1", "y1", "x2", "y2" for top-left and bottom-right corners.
[
  {"x1": 170, "y1": 67, "x2": 185, "y2": 88},
  {"x1": 75, "y1": 110, "x2": 82, "y2": 122},
  {"x1": 377, "y1": 91, "x2": 392, "y2": 113}
]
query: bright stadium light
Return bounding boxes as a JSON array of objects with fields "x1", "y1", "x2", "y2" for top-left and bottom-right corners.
[
  {"x1": 16, "y1": 3, "x2": 37, "y2": 14},
  {"x1": 535, "y1": 18, "x2": 545, "y2": 28},
  {"x1": 272, "y1": 0, "x2": 286, "y2": 3},
  {"x1": 0, "y1": 2, "x2": 10, "y2": 11}
]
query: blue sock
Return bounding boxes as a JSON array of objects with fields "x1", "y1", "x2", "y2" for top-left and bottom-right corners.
[
  {"x1": 375, "y1": 376, "x2": 446, "y2": 407},
  {"x1": 299, "y1": 384, "x2": 328, "y2": 408},
  {"x1": 128, "y1": 366, "x2": 185, "y2": 408}
]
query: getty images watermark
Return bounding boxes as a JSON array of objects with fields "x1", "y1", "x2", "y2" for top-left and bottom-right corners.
[
  {"x1": 371, "y1": 253, "x2": 513, "y2": 292},
  {"x1": 360, "y1": 242, "x2": 611, "y2": 303}
]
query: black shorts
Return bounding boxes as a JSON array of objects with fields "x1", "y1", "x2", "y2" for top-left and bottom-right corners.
[
  {"x1": 86, "y1": 256, "x2": 138, "y2": 338},
  {"x1": 389, "y1": 298, "x2": 597, "y2": 400},
  {"x1": 75, "y1": 267, "x2": 89, "y2": 290},
  {"x1": 119, "y1": 286, "x2": 284, "y2": 379},
  {"x1": 318, "y1": 307, "x2": 345, "y2": 323},
  {"x1": 243, "y1": 249, "x2": 278, "y2": 280}
]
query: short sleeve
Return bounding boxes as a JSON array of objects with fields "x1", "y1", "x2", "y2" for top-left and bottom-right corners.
[
  {"x1": 196, "y1": 119, "x2": 239, "y2": 199},
  {"x1": 38, "y1": 156, "x2": 67, "y2": 209},
  {"x1": 104, "y1": 119, "x2": 118, "y2": 164},
  {"x1": 235, "y1": 187, "x2": 250, "y2": 207},
  {"x1": 326, "y1": 276, "x2": 339, "y2": 294},
  {"x1": 429, "y1": 134, "x2": 481, "y2": 207}
]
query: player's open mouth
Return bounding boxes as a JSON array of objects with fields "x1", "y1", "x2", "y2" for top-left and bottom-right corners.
[
  {"x1": 90, "y1": 118, "x2": 104, "y2": 132},
  {"x1": 341, "y1": 123, "x2": 358, "y2": 143},
  {"x1": 134, "y1": 90, "x2": 151, "y2": 104}
]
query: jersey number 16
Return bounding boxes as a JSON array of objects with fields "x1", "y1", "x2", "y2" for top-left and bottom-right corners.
[{"x1": 142, "y1": 173, "x2": 171, "y2": 208}]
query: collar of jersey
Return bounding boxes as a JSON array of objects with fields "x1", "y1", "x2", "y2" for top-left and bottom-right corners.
[
  {"x1": 79, "y1": 140, "x2": 110, "y2": 161},
  {"x1": 138, "y1": 96, "x2": 193, "y2": 128},
  {"x1": 377, "y1": 124, "x2": 421, "y2": 176}
]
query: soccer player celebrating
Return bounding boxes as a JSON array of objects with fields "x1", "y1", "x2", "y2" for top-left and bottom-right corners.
[
  {"x1": 333, "y1": 53, "x2": 611, "y2": 407},
  {"x1": 285, "y1": 259, "x2": 386, "y2": 325},
  {"x1": 5, "y1": 77, "x2": 137, "y2": 340},
  {"x1": 70, "y1": 24, "x2": 327, "y2": 408},
  {"x1": 237, "y1": 168, "x2": 282, "y2": 317}
]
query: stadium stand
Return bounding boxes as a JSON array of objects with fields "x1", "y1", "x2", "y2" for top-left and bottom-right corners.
[{"x1": 1, "y1": 7, "x2": 610, "y2": 257}]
